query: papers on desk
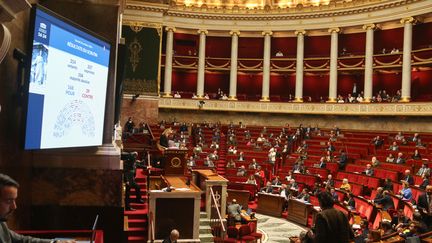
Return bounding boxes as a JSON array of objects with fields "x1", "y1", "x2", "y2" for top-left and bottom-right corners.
[
  {"x1": 175, "y1": 188, "x2": 191, "y2": 191},
  {"x1": 352, "y1": 224, "x2": 361, "y2": 230},
  {"x1": 313, "y1": 206, "x2": 321, "y2": 211}
]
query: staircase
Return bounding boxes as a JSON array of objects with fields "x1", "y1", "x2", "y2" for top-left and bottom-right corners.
[
  {"x1": 216, "y1": 127, "x2": 228, "y2": 175},
  {"x1": 124, "y1": 168, "x2": 148, "y2": 242},
  {"x1": 199, "y1": 212, "x2": 215, "y2": 243}
]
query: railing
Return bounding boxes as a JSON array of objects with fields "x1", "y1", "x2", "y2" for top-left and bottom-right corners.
[
  {"x1": 209, "y1": 186, "x2": 226, "y2": 239},
  {"x1": 149, "y1": 211, "x2": 155, "y2": 243}
]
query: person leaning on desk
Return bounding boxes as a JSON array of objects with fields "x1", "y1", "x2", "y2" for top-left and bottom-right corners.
[{"x1": 0, "y1": 173, "x2": 75, "y2": 243}]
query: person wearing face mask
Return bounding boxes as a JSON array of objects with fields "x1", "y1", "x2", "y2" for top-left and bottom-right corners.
[
  {"x1": 0, "y1": 173, "x2": 75, "y2": 243},
  {"x1": 417, "y1": 185, "x2": 432, "y2": 228}
]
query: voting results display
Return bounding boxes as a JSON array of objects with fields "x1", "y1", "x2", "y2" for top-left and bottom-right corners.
[{"x1": 24, "y1": 6, "x2": 111, "y2": 150}]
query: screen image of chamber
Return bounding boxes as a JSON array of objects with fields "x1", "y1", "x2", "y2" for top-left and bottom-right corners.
[{"x1": 24, "y1": 6, "x2": 111, "y2": 150}]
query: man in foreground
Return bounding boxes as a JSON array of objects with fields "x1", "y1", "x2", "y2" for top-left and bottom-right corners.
[{"x1": 0, "y1": 173, "x2": 75, "y2": 243}]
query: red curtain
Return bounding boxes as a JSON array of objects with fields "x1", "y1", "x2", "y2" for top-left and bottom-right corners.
[
  {"x1": 374, "y1": 28, "x2": 403, "y2": 54},
  {"x1": 339, "y1": 32, "x2": 365, "y2": 55},
  {"x1": 204, "y1": 71, "x2": 230, "y2": 95},
  {"x1": 337, "y1": 74, "x2": 364, "y2": 96},
  {"x1": 303, "y1": 74, "x2": 330, "y2": 100},
  {"x1": 413, "y1": 22, "x2": 432, "y2": 49},
  {"x1": 271, "y1": 37, "x2": 297, "y2": 57},
  {"x1": 173, "y1": 33, "x2": 198, "y2": 56},
  {"x1": 238, "y1": 37, "x2": 264, "y2": 58},
  {"x1": 269, "y1": 73, "x2": 296, "y2": 100},
  {"x1": 206, "y1": 36, "x2": 231, "y2": 58},
  {"x1": 172, "y1": 70, "x2": 198, "y2": 93},
  {"x1": 305, "y1": 35, "x2": 330, "y2": 57},
  {"x1": 237, "y1": 73, "x2": 263, "y2": 100},
  {"x1": 372, "y1": 72, "x2": 401, "y2": 96},
  {"x1": 411, "y1": 69, "x2": 432, "y2": 100}
]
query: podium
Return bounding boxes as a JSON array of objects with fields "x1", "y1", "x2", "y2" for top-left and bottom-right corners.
[
  {"x1": 192, "y1": 170, "x2": 228, "y2": 219},
  {"x1": 163, "y1": 148, "x2": 188, "y2": 175}
]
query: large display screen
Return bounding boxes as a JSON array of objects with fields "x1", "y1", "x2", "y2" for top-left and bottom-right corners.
[{"x1": 24, "y1": 6, "x2": 111, "y2": 150}]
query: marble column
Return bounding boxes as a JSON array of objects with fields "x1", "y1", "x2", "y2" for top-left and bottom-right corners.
[
  {"x1": 229, "y1": 30, "x2": 240, "y2": 100},
  {"x1": 294, "y1": 30, "x2": 306, "y2": 102},
  {"x1": 261, "y1": 31, "x2": 272, "y2": 102},
  {"x1": 400, "y1": 17, "x2": 415, "y2": 102},
  {"x1": 163, "y1": 27, "x2": 175, "y2": 97},
  {"x1": 328, "y1": 27, "x2": 340, "y2": 102},
  {"x1": 196, "y1": 29, "x2": 208, "y2": 98},
  {"x1": 362, "y1": 24, "x2": 376, "y2": 102}
]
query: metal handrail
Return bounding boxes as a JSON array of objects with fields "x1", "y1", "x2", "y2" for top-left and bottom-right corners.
[{"x1": 209, "y1": 186, "x2": 226, "y2": 233}]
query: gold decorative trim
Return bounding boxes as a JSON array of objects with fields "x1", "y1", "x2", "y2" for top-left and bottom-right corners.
[
  {"x1": 260, "y1": 97, "x2": 270, "y2": 102},
  {"x1": 294, "y1": 30, "x2": 306, "y2": 36},
  {"x1": 123, "y1": 21, "x2": 162, "y2": 30},
  {"x1": 362, "y1": 24, "x2": 377, "y2": 31},
  {"x1": 230, "y1": 30, "x2": 241, "y2": 36},
  {"x1": 262, "y1": 31, "x2": 273, "y2": 36},
  {"x1": 159, "y1": 98, "x2": 432, "y2": 116},
  {"x1": 328, "y1": 27, "x2": 341, "y2": 33}
]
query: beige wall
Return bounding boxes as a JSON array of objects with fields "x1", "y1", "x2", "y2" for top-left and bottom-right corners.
[{"x1": 158, "y1": 109, "x2": 432, "y2": 133}]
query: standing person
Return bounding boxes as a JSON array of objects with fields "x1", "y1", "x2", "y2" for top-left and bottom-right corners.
[
  {"x1": 309, "y1": 191, "x2": 354, "y2": 243},
  {"x1": 417, "y1": 185, "x2": 432, "y2": 227},
  {"x1": 162, "y1": 229, "x2": 179, "y2": 243},
  {"x1": 0, "y1": 173, "x2": 75, "y2": 243},
  {"x1": 122, "y1": 151, "x2": 144, "y2": 210}
]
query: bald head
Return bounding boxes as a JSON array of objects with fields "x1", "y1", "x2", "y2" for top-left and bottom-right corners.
[{"x1": 170, "y1": 229, "x2": 180, "y2": 241}]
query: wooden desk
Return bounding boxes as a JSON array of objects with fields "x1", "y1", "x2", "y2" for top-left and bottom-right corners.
[
  {"x1": 15, "y1": 230, "x2": 103, "y2": 243},
  {"x1": 227, "y1": 189, "x2": 250, "y2": 210},
  {"x1": 148, "y1": 175, "x2": 201, "y2": 242},
  {"x1": 287, "y1": 199, "x2": 312, "y2": 226},
  {"x1": 256, "y1": 193, "x2": 285, "y2": 217}
]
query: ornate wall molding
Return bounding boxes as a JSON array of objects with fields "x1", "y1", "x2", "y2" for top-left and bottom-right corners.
[
  {"x1": 124, "y1": 0, "x2": 432, "y2": 33},
  {"x1": 158, "y1": 98, "x2": 432, "y2": 116}
]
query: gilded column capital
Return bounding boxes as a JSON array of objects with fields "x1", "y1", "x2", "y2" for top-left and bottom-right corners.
[
  {"x1": 261, "y1": 31, "x2": 273, "y2": 36},
  {"x1": 197, "y1": 29, "x2": 208, "y2": 35},
  {"x1": 400, "y1": 16, "x2": 417, "y2": 24},
  {"x1": 294, "y1": 30, "x2": 306, "y2": 36},
  {"x1": 229, "y1": 30, "x2": 241, "y2": 36},
  {"x1": 165, "y1": 26, "x2": 176, "y2": 32},
  {"x1": 362, "y1": 24, "x2": 377, "y2": 31},
  {"x1": 328, "y1": 27, "x2": 341, "y2": 34}
]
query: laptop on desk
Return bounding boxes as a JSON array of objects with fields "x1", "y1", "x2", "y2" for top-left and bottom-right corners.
[{"x1": 55, "y1": 215, "x2": 99, "y2": 243}]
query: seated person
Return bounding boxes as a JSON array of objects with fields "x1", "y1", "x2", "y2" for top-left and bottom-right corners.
[
  {"x1": 330, "y1": 187, "x2": 339, "y2": 202},
  {"x1": 209, "y1": 150, "x2": 219, "y2": 161},
  {"x1": 364, "y1": 164, "x2": 374, "y2": 176},
  {"x1": 271, "y1": 176, "x2": 282, "y2": 186},
  {"x1": 261, "y1": 181, "x2": 273, "y2": 193},
  {"x1": 317, "y1": 157, "x2": 326, "y2": 169},
  {"x1": 237, "y1": 151, "x2": 245, "y2": 161},
  {"x1": 288, "y1": 179, "x2": 299, "y2": 191},
  {"x1": 371, "y1": 136, "x2": 384, "y2": 148},
  {"x1": 412, "y1": 149, "x2": 422, "y2": 160},
  {"x1": 254, "y1": 166, "x2": 265, "y2": 185},
  {"x1": 173, "y1": 91, "x2": 181, "y2": 98},
  {"x1": 336, "y1": 150, "x2": 348, "y2": 169},
  {"x1": 285, "y1": 171, "x2": 294, "y2": 182},
  {"x1": 203, "y1": 156, "x2": 215, "y2": 168},
  {"x1": 344, "y1": 193, "x2": 355, "y2": 211},
  {"x1": 187, "y1": 156, "x2": 196, "y2": 168},
  {"x1": 340, "y1": 178, "x2": 351, "y2": 192},
  {"x1": 403, "y1": 170, "x2": 414, "y2": 185},
  {"x1": 374, "y1": 190, "x2": 395, "y2": 211},
  {"x1": 226, "y1": 159, "x2": 236, "y2": 169},
  {"x1": 296, "y1": 188, "x2": 310, "y2": 203},
  {"x1": 416, "y1": 163, "x2": 430, "y2": 177},
  {"x1": 388, "y1": 141, "x2": 399, "y2": 151},
  {"x1": 399, "y1": 181, "x2": 413, "y2": 202},
  {"x1": 371, "y1": 156, "x2": 380, "y2": 167},
  {"x1": 395, "y1": 152, "x2": 406, "y2": 164},
  {"x1": 323, "y1": 174, "x2": 335, "y2": 188},
  {"x1": 419, "y1": 174, "x2": 429, "y2": 190},
  {"x1": 246, "y1": 175, "x2": 257, "y2": 185},
  {"x1": 280, "y1": 184, "x2": 291, "y2": 200},
  {"x1": 383, "y1": 178, "x2": 393, "y2": 192},
  {"x1": 398, "y1": 222, "x2": 419, "y2": 239},
  {"x1": 248, "y1": 159, "x2": 258, "y2": 170},
  {"x1": 394, "y1": 131, "x2": 404, "y2": 141},
  {"x1": 386, "y1": 153, "x2": 395, "y2": 163},
  {"x1": 227, "y1": 199, "x2": 242, "y2": 222},
  {"x1": 210, "y1": 142, "x2": 219, "y2": 150},
  {"x1": 236, "y1": 165, "x2": 247, "y2": 177}
]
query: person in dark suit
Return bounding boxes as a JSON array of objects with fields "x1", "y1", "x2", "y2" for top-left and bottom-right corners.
[
  {"x1": 373, "y1": 190, "x2": 394, "y2": 211},
  {"x1": 417, "y1": 185, "x2": 432, "y2": 227},
  {"x1": 337, "y1": 150, "x2": 348, "y2": 169},
  {"x1": 318, "y1": 157, "x2": 326, "y2": 169},
  {"x1": 323, "y1": 174, "x2": 335, "y2": 189},
  {"x1": 162, "y1": 229, "x2": 179, "y2": 243},
  {"x1": 371, "y1": 136, "x2": 384, "y2": 148},
  {"x1": 419, "y1": 174, "x2": 430, "y2": 190},
  {"x1": 395, "y1": 152, "x2": 406, "y2": 164},
  {"x1": 159, "y1": 127, "x2": 172, "y2": 148},
  {"x1": 310, "y1": 191, "x2": 354, "y2": 243},
  {"x1": 344, "y1": 193, "x2": 356, "y2": 211},
  {"x1": 364, "y1": 164, "x2": 374, "y2": 176},
  {"x1": 0, "y1": 174, "x2": 75, "y2": 243},
  {"x1": 403, "y1": 170, "x2": 414, "y2": 186},
  {"x1": 122, "y1": 151, "x2": 144, "y2": 210},
  {"x1": 260, "y1": 182, "x2": 273, "y2": 193},
  {"x1": 297, "y1": 188, "x2": 310, "y2": 203}
]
